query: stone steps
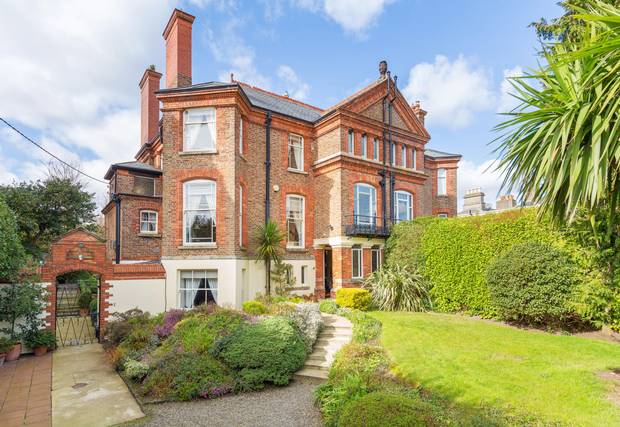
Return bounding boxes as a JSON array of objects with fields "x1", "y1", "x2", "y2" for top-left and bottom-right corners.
[{"x1": 295, "y1": 314, "x2": 353, "y2": 380}]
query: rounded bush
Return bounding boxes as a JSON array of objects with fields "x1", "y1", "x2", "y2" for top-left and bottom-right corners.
[
  {"x1": 337, "y1": 391, "x2": 437, "y2": 427},
  {"x1": 335, "y1": 288, "x2": 372, "y2": 311},
  {"x1": 124, "y1": 359, "x2": 149, "y2": 380},
  {"x1": 242, "y1": 300, "x2": 268, "y2": 315},
  {"x1": 486, "y1": 241, "x2": 579, "y2": 327},
  {"x1": 212, "y1": 317, "x2": 307, "y2": 391}
]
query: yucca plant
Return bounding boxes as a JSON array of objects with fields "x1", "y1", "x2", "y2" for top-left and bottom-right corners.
[
  {"x1": 254, "y1": 220, "x2": 284, "y2": 295},
  {"x1": 494, "y1": 0, "x2": 620, "y2": 284},
  {"x1": 364, "y1": 264, "x2": 431, "y2": 312}
]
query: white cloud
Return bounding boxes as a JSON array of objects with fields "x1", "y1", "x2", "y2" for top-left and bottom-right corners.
[
  {"x1": 323, "y1": 0, "x2": 393, "y2": 34},
  {"x1": 276, "y1": 65, "x2": 310, "y2": 100},
  {"x1": 457, "y1": 158, "x2": 508, "y2": 210},
  {"x1": 497, "y1": 66, "x2": 523, "y2": 113},
  {"x1": 402, "y1": 55, "x2": 495, "y2": 129}
]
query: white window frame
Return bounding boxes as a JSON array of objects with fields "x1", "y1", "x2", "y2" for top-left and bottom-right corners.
[
  {"x1": 371, "y1": 247, "x2": 381, "y2": 272},
  {"x1": 139, "y1": 210, "x2": 158, "y2": 234},
  {"x1": 390, "y1": 143, "x2": 395, "y2": 165},
  {"x1": 239, "y1": 185, "x2": 243, "y2": 247},
  {"x1": 348, "y1": 130, "x2": 354, "y2": 153},
  {"x1": 437, "y1": 168, "x2": 447, "y2": 196},
  {"x1": 301, "y1": 265, "x2": 307, "y2": 285},
  {"x1": 286, "y1": 194, "x2": 305, "y2": 248},
  {"x1": 183, "y1": 107, "x2": 216, "y2": 152},
  {"x1": 354, "y1": 183, "x2": 377, "y2": 225},
  {"x1": 373, "y1": 138, "x2": 379, "y2": 160},
  {"x1": 288, "y1": 134, "x2": 304, "y2": 171},
  {"x1": 183, "y1": 180, "x2": 217, "y2": 245},
  {"x1": 239, "y1": 116, "x2": 244, "y2": 155},
  {"x1": 352, "y1": 246, "x2": 363, "y2": 279},
  {"x1": 361, "y1": 134, "x2": 367, "y2": 158},
  {"x1": 394, "y1": 190, "x2": 413, "y2": 223},
  {"x1": 413, "y1": 148, "x2": 417, "y2": 170},
  {"x1": 179, "y1": 270, "x2": 218, "y2": 308},
  {"x1": 401, "y1": 145, "x2": 407, "y2": 167}
]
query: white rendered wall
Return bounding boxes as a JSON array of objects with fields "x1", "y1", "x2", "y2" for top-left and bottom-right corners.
[{"x1": 107, "y1": 279, "x2": 166, "y2": 315}]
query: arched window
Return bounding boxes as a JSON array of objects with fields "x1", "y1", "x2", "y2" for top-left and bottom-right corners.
[
  {"x1": 183, "y1": 180, "x2": 216, "y2": 244},
  {"x1": 394, "y1": 190, "x2": 413, "y2": 223},
  {"x1": 354, "y1": 183, "x2": 377, "y2": 225}
]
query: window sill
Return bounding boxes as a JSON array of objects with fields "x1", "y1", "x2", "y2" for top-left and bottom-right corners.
[
  {"x1": 180, "y1": 150, "x2": 218, "y2": 156},
  {"x1": 178, "y1": 243, "x2": 217, "y2": 249},
  {"x1": 138, "y1": 233, "x2": 161, "y2": 238},
  {"x1": 286, "y1": 245, "x2": 307, "y2": 251},
  {"x1": 287, "y1": 168, "x2": 308, "y2": 175}
]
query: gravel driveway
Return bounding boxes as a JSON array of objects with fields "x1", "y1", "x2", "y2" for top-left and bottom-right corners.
[{"x1": 132, "y1": 378, "x2": 324, "y2": 427}]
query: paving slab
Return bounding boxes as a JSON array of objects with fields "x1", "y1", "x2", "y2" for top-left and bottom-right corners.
[{"x1": 52, "y1": 344, "x2": 144, "y2": 427}]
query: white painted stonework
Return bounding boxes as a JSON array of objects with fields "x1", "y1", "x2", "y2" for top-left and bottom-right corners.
[{"x1": 107, "y1": 279, "x2": 166, "y2": 314}]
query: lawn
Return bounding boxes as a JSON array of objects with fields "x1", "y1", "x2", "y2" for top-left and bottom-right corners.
[{"x1": 372, "y1": 311, "x2": 620, "y2": 426}]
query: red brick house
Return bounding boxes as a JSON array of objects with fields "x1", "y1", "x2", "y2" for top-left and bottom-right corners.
[{"x1": 100, "y1": 9, "x2": 460, "y2": 312}]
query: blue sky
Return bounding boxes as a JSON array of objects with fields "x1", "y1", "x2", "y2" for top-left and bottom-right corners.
[{"x1": 0, "y1": 0, "x2": 561, "y2": 209}]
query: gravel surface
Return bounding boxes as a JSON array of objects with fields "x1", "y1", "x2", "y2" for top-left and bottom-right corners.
[{"x1": 135, "y1": 378, "x2": 324, "y2": 427}]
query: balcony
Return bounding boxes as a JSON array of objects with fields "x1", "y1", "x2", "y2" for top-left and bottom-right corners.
[{"x1": 344, "y1": 215, "x2": 391, "y2": 237}]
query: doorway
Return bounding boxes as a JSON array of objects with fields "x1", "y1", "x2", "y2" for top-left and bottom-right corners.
[
  {"x1": 324, "y1": 248, "x2": 333, "y2": 297},
  {"x1": 55, "y1": 271, "x2": 100, "y2": 346}
]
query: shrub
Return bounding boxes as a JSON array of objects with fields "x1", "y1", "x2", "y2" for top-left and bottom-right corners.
[
  {"x1": 319, "y1": 299, "x2": 338, "y2": 314},
  {"x1": 242, "y1": 300, "x2": 267, "y2": 315},
  {"x1": 335, "y1": 288, "x2": 371, "y2": 311},
  {"x1": 337, "y1": 308, "x2": 381, "y2": 343},
  {"x1": 142, "y1": 351, "x2": 233, "y2": 401},
  {"x1": 288, "y1": 303, "x2": 322, "y2": 350},
  {"x1": 487, "y1": 241, "x2": 579, "y2": 327},
  {"x1": 329, "y1": 342, "x2": 388, "y2": 383},
  {"x1": 338, "y1": 391, "x2": 437, "y2": 427},
  {"x1": 0, "y1": 336, "x2": 13, "y2": 353},
  {"x1": 364, "y1": 264, "x2": 431, "y2": 312},
  {"x1": 212, "y1": 317, "x2": 306, "y2": 391},
  {"x1": 266, "y1": 301, "x2": 296, "y2": 317},
  {"x1": 103, "y1": 309, "x2": 152, "y2": 348},
  {"x1": 23, "y1": 329, "x2": 56, "y2": 349},
  {"x1": 124, "y1": 359, "x2": 149, "y2": 380},
  {"x1": 117, "y1": 322, "x2": 158, "y2": 363},
  {"x1": 385, "y1": 217, "x2": 434, "y2": 271},
  {"x1": 154, "y1": 309, "x2": 185, "y2": 338}
]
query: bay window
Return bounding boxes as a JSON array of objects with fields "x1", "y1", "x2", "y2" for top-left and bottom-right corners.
[
  {"x1": 179, "y1": 270, "x2": 218, "y2": 308},
  {"x1": 286, "y1": 195, "x2": 305, "y2": 248},
  {"x1": 288, "y1": 134, "x2": 304, "y2": 171},
  {"x1": 183, "y1": 108, "x2": 216, "y2": 152},
  {"x1": 437, "y1": 168, "x2": 447, "y2": 196},
  {"x1": 394, "y1": 190, "x2": 413, "y2": 223},
  {"x1": 354, "y1": 183, "x2": 377, "y2": 225},
  {"x1": 184, "y1": 180, "x2": 216, "y2": 244}
]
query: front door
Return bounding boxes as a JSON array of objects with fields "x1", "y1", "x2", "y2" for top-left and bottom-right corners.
[{"x1": 324, "y1": 248, "x2": 333, "y2": 297}]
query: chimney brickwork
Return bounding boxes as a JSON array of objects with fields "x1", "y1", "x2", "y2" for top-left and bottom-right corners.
[
  {"x1": 163, "y1": 9, "x2": 195, "y2": 89},
  {"x1": 139, "y1": 68, "x2": 162, "y2": 145}
]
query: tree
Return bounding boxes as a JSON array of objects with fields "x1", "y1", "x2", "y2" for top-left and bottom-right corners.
[
  {"x1": 0, "y1": 164, "x2": 97, "y2": 259},
  {"x1": 0, "y1": 195, "x2": 26, "y2": 282},
  {"x1": 494, "y1": 0, "x2": 620, "y2": 284},
  {"x1": 254, "y1": 220, "x2": 284, "y2": 295}
]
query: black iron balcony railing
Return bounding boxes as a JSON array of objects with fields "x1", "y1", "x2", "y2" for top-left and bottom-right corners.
[{"x1": 345, "y1": 215, "x2": 392, "y2": 237}]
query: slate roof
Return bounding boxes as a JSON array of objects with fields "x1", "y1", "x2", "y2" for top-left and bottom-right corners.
[
  {"x1": 104, "y1": 161, "x2": 162, "y2": 180},
  {"x1": 424, "y1": 149, "x2": 462, "y2": 159}
]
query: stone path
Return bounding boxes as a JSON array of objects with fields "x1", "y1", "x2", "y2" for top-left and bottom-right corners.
[
  {"x1": 296, "y1": 314, "x2": 352, "y2": 379},
  {"x1": 0, "y1": 353, "x2": 52, "y2": 427},
  {"x1": 52, "y1": 344, "x2": 144, "y2": 427}
]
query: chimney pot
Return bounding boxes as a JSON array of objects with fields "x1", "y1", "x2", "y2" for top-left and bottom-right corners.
[
  {"x1": 163, "y1": 9, "x2": 195, "y2": 89},
  {"x1": 139, "y1": 68, "x2": 162, "y2": 146}
]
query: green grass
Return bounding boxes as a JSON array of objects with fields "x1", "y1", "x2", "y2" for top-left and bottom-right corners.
[{"x1": 372, "y1": 311, "x2": 620, "y2": 426}]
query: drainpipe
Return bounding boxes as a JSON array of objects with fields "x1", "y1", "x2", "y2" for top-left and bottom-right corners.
[
  {"x1": 264, "y1": 112, "x2": 272, "y2": 224},
  {"x1": 387, "y1": 72, "x2": 395, "y2": 225},
  {"x1": 114, "y1": 195, "x2": 121, "y2": 264}
]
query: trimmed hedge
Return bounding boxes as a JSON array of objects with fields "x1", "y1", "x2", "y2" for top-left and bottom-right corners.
[
  {"x1": 335, "y1": 288, "x2": 371, "y2": 311},
  {"x1": 386, "y1": 209, "x2": 583, "y2": 317}
]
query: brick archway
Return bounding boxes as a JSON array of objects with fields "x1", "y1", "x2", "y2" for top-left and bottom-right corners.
[{"x1": 40, "y1": 228, "x2": 113, "y2": 334}]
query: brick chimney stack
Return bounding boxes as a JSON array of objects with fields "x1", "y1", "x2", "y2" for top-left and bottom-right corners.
[
  {"x1": 412, "y1": 100, "x2": 427, "y2": 126},
  {"x1": 139, "y1": 67, "x2": 162, "y2": 145},
  {"x1": 163, "y1": 9, "x2": 195, "y2": 89}
]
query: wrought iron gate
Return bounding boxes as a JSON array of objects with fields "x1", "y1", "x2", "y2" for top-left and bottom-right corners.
[{"x1": 55, "y1": 283, "x2": 99, "y2": 346}]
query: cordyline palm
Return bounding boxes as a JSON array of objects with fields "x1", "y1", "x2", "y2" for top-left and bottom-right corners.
[
  {"x1": 254, "y1": 220, "x2": 284, "y2": 295},
  {"x1": 493, "y1": 0, "x2": 620, "y2": 281}
]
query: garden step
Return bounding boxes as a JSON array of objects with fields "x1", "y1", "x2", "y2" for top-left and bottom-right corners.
[
  {"x1": 315, "y1": 337, "x2": 350, "y2": 346},
  {"x1": 295, "y1": 367, "x2": 329, "y2": 380},
  {"x1": 304, "y1": 358, "x2": 331, "y2": 369},
  {"x1": 320, "y1": 329, "x2": 351, "y2": 336}
]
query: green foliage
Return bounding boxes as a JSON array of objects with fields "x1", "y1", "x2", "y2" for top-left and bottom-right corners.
[
  {"x1": 364, "y1": 264, "x2": 431, "y2": 312},
  {"x1": 0, "y1": 175, "x2": 97, "y2": 259},
  {"x1": 78, "y1": 290, "x2": 92, "y2": 310},
  {"x1": 142, "y1": 351, "x2": 233, "y2": 401},
  {"x1": 572, "y1": 275, "x2": 620, "y2": 331},
  {"x1": 271, "y1": 260, "x2": 295, "y2": 296},
  {"x1": 0, "y1": 336, "x2": 13, "y2": 353},
  {"x1": 103, "y1": 309, "x2": 153, "y2": 349},
  {"x1": 23, "y1": 329, "x2": 56, "y2": 349},
  {"x1": 487, "y1": 242, "x2": 580, "y2": 327},
  {"x1": 337, "y1": 308, "x2": 382, "y2": 343},
  {"x1": 287, "y1": 303, "x2": 322, "y2": 351},
  {"x1": 338, "y1": 391, "x2": 437, "y2": 427},
  {"x1": 335, "y1": 288, "x2": 371, "y2": 311},
  {"x1": 212, "y1": 317, "x2": 307, "y2": 391},
  {"x1": 166, "y1": 310, "x2": 245, "y2": 354},
  {"x1": 0, "y1": 196, "x2": 26, "y2": 282},
  {"x1": 242, "y1": 300, "x2": 267, "y2": 315},
  {"x1": 385, "y1": 217, "x2": 434, "y2": 271},
  {"x1": 254, "y1": 220, "x2": 284, "y2": 295},
  {"x1": 319, "y1": 299, "x2": 338, "y2": 314},
  {"x1": 123, "y1": 360, "x2": 149, "y2": 381},
  {"x1": 0, "y1": 281, "x2": 48, "y2": 339}
]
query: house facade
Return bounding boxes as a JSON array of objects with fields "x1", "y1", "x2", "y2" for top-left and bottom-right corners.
[{"x1": 100, "y1": 9, "x2": 460, "y2": 313}]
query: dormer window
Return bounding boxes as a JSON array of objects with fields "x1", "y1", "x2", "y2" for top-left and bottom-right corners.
[{"x1": 183, "y1": 107, "x2": 216, "y2": 152}]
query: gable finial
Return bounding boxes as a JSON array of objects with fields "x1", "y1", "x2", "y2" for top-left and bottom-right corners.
[{"x1": 379, "y1": 60, "x2": 388, "y2": 78}]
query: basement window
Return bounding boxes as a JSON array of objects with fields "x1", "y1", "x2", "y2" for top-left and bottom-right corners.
[{"x1": 179, "y1": 270, "x2": 218, "y2": 308}]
